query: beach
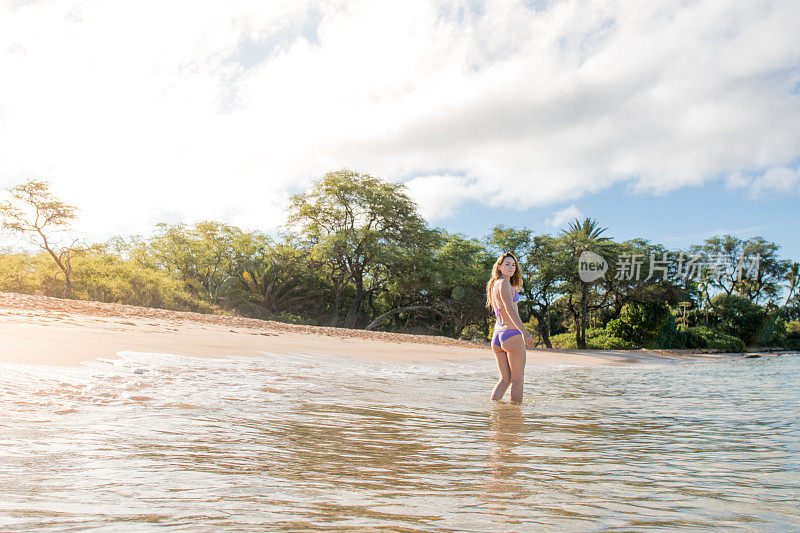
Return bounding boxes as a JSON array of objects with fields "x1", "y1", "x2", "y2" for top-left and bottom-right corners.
[{"x1": 0, "y1": 291, "x2": 750, "y2": 367}]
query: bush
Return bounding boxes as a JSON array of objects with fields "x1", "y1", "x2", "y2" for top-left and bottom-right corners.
[
  {"x1": 711, "y1": 294, "x2": 767, "y2": 346},
  {"x1": 265, "y1": 311, "x2": 316, "y2": 325},
  {"x1": 588, "y1": 329, "x2": 637, "y2": 350},
  {"x1": 550, "y1": 329, "x2": 635, "y2": 350},
  {"x1": 0, "y1": 252, "x2": 40, "y2": 293},
  {"x1": 680, "y1": 325, "x2": 746, "y2": 352},
  {"x1": 653, "y1": 311, "x2": 685, "y2": 349},
  {"x1": 606, "y1": 302, "x2": 671, "y2": 348},
  {"x1": 70, "y1": 254, "x2": 220, "y2": 313},
  {"x1": 0, "y1": 250, "x2": 220, "y2": 314},
  {"x1": 460, "y1": 324, "x2": 489, "y2": 342},
  {"x1": 755, "y1": 312, "x2": 787, "y2": 347},
  {"x1": 550, "y1": 332, "x2": 577, "y2": 349},
  {"x1": 679, "y1": 325, "x2": 705, "y2": 349},
  {"x1": 785, "y1": 321, "x2": 800, "y2": 350}
]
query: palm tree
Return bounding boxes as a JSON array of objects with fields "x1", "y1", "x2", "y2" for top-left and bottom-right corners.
[
  {"x1": 784, "y1": 262, "x2": 799, "y2": 307},
  {"x1": 560, "y1": 218, "x2": 615, "y2": 348},
  {"x1": 219, "y1": 258, "x2": 307, "y2": 320}
]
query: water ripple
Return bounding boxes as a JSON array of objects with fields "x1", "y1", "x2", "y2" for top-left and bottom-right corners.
[{"x1": 1, "y1": 352, "x2": 799, "y2": 531}]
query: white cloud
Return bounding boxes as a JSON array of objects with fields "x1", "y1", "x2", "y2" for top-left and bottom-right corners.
[
  {"x1": 725, "y1": 166, "x2": 800, "y2": 198},
  {"x1": 547, "y1": 204, "x2": 583, "y2": 227},
  {"x1": 403, "y1": 174, "x2": 485, "y2": 222},
  {"x1": 0, "y1": 0, "x2": 798, "y2": 244}
]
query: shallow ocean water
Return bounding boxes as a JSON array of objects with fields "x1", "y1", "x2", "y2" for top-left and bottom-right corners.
[{"x1": 1, "y1": 350, "x2": 799, "y2": 531}]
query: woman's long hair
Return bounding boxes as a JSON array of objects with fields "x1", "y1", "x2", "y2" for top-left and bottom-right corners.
[{"x1": 485, "y1": 252, "x2": 523, "y2": 310}]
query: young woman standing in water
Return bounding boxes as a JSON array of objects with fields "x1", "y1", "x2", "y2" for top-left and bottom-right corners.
[{"x1": 486, "y1": 252, "x2": 534, "y2": 403}]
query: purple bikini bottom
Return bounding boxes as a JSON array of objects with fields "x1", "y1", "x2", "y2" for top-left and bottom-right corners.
[{"x1": 492, "y1": 328, "x2": 522, "y2": 347}]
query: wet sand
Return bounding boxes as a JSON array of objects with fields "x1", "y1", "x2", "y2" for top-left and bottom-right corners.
[{"x1": 0, "y1": 292, "x2": 751, "y2": 367}]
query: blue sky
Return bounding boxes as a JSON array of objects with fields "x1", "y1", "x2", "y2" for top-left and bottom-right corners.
[{"x1": 441, "y1": 178, "x2": 799, "y2": 261}]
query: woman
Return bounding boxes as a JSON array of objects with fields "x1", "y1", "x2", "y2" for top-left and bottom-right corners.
[{"x1": 486, "y1": 252, "x2": 534, "y2": 403}]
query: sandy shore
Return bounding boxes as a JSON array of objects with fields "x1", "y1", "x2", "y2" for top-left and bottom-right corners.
[{"x1": 0, "y1": 291, "x2": 757, "y2": 367}]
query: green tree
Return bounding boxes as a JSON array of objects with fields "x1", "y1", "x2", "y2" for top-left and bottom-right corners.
[
  {"x1": 559, "y1": 218, "x2": 616, "y2": 349},
  {"x1": 129, "y1": 220, "x2": 272, "y2": 304},
  {"x1": 691, "y1": 235, "x2": 789, "y2": 305},
  {"x1": 711, "y1": 293, "x2": 766, "y2": 346},
  {"x1": 425, "y1": 232, "x2": 489, "y2": 336},
  {"x1": 284, "y1": 169, "x2": 437, "y2": 329},
  {"x1": 606, "y1": 301, "x2": 671, "y2": 348},
  {"x1": 367, "y1": 232, "x2": 487, "y2": 336},
  {"x1": 218, "y1": 243, "x2": 311, "y2": 320},
  {"x1": 602, "y1": 239, "x2": 686, "y2": 320},
  {"x1": 784, "y1": 261, "x2": 799, "y2": 308},
  {"x1": 738, "y1": 237, "x2": 790, "y2": 306}
]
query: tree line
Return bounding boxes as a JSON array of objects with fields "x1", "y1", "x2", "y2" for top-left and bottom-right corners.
[{"x1": 2, "y1": 170, "x2": 799, "y2": 351}]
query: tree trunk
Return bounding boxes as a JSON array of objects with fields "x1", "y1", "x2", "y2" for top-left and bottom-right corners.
[
  {"x1": 572, "y1": 309, "x2": 582, "y2": 348},
  {"x1": 532, "y1": 308, "x2": 552, "y2": 348},
  {"x1": 344, "y1": 288, "x2": 367, "y2": 329},
  {"x1": 578, "y1": 281, "x2": 589, "y2": 349},
  {"x1": 568, "y1": 293, "x2": 582, "y2": 348},
  {"x1": 62, "y1": 251, "x2": 73, "y2": 298}
]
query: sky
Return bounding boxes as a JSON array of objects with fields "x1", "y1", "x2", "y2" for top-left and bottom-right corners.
[{"x1": 1, "y1": 0, "x2": 798, "y2": 260}]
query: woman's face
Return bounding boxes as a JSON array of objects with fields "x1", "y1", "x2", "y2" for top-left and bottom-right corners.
[{"x1": 498, "y1": 256, "x2": 517, "y2": 278}]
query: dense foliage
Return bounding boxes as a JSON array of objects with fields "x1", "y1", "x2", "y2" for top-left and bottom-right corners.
[{"x1": 2, "y1": 173, "x2": 799, "y2": 352}]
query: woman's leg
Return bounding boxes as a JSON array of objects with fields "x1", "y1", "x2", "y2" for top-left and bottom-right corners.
[
  {"x1": 491, "y1": 344, "x2": 512, "y2": 400},
  {"x1": 501, "y1": 334, "x2": 526, "y2": 403}
]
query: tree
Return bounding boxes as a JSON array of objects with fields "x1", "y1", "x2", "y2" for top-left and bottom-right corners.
[
  {"x1": 129, "y1": 220, "x2": 274, "y2": 303},
  {"x1": 601, "y1": 239, "x2": 686, "y2": 321},
  {"x1": 559, "y1": 218, "x2": 616, "y2": 349},
  {"x1": 784, "y1": 261, "x2": 799, "y2": 308},
  {"x1": 690, "y1": 235, "x2": 789, "y2": 305},
  {"x1": 283, "y1": 169, "x2": 437, "y2": 329},
  {"x1": 0, "y1": 179, "x2": 89, "y2": 297},
  {"x1": 522, "y1": 234, "x2": 565, "y2": 348},
  {"x1": 738, "y1": 237, "x2": 790, "y2": 306},
  {"x1": 428, "y1": 232, "x2": 492, "y2": 336},
  {"x1": 606, "y1": 301, "x2": 671, "y2": 348},
  {"x1": 219, "y1": 246, "x2": 309, "y2": 320},
  {"x1": 690, "y1": 235, "x2": 745, "y2": 297},
  {"x1": 711, "y1": 293, "x2": 767, "y2": 346}
]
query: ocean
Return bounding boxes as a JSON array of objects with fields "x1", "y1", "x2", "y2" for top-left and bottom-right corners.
[{"x1": 1, "y1": 351, "x2": 798, "y2": 531}]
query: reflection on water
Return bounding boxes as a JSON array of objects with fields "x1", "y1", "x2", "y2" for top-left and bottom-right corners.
[{"x1": 1, "y1": 351, "x2": 799, "y2": 531}]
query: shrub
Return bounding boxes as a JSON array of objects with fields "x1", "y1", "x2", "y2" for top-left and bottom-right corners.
[
  {"x1": 550, "y1": 329, "x2": 635, "y2": 350},
  {"x1": 606, "y1": 302, "x2": 671, "y2": 348},
  {"x1": 653, "y1": 311, "x2": 685, "y2": 349},
  {"x1": 785, "y1": 321, "x2": 800, "y2": 351},
  {"x1": 460, "y1": 324, "x2": 489, "y2": 342},
  {"x1": 0, "y1": 250, "x2": 220, "y2": 314},
  {"x1": 588, "y1": 329, "x2": 637, "y2": 350},
  {"x1": 266, "y1": 311, "x2": 316, "y2": 326},
  {"x1": 755, "y1": 313, "x2": 787, "y2": 347},
  {"x1": 681, "y1": 325, "x2": 746, "y2": 352},
  {"x1": 550, "y1": 332, "x2": 577, "y2": 349},
  {"x1": 679, "y1": 325, "x2": 705, "y2": 349},
  {"x1": 0, "y1": 252, "x2": 40, "y2": 293},
  {"x1": 711, "y1": 294, "x2": 767, "y2": 346},
  {"x1": 70, "y1": 254, "x2": 220, "y2": 313}
]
